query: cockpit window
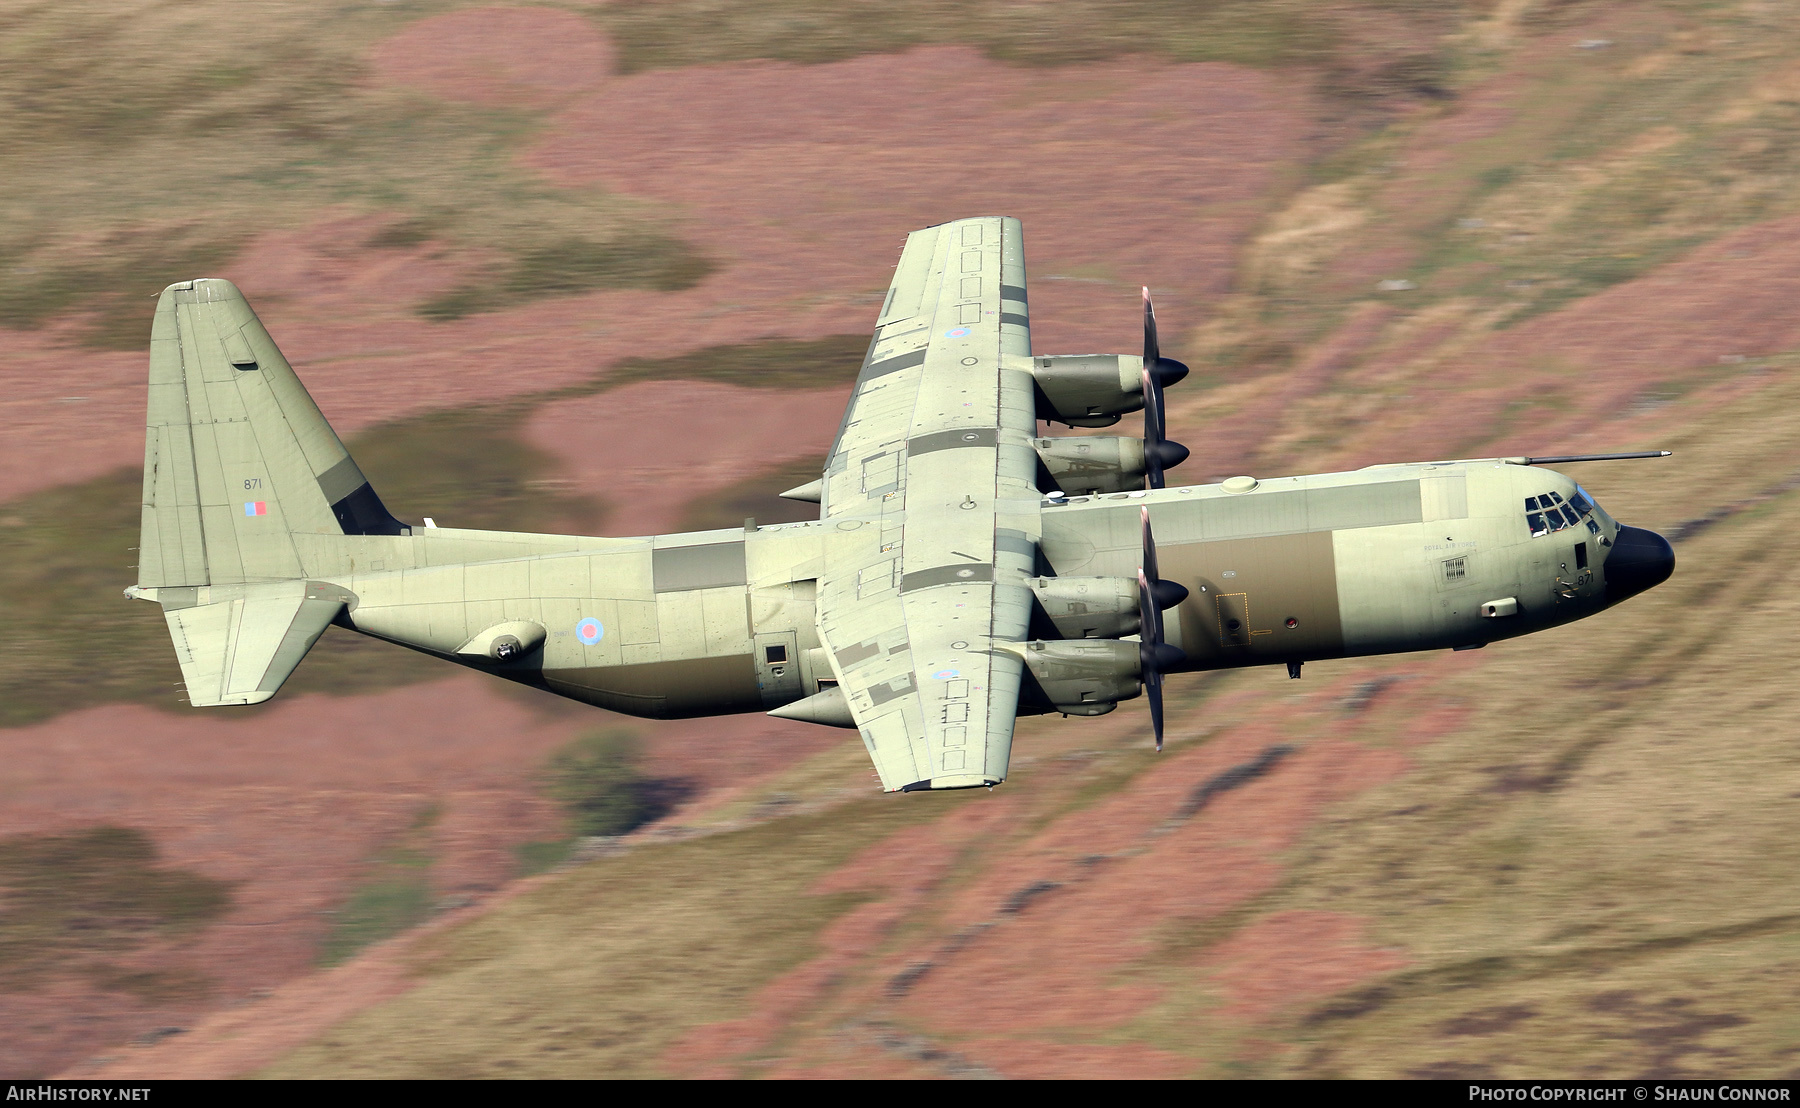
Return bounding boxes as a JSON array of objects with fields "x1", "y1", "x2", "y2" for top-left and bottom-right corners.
[{"x1": 1525, "y1": 489, "x2": 1594, "y2": 537}]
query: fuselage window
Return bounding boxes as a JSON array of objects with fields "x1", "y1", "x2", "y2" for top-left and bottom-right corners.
[{"x1": 1528, "y1": 512, "x2": 1548, "y2": 536}]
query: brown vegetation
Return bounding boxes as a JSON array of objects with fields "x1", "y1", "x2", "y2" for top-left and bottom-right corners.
[{"x1": 10, "y1": 0, "x2": 1800, "y2": 1080}]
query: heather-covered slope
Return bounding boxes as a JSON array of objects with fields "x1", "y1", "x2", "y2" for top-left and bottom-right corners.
[{"x1": 7, "y1": 0, "x2": 1800, "y2": 1078}]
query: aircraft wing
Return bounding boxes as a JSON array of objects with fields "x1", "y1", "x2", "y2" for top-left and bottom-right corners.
[{"x1": 811, "y1": 217, "x2": 1042, "y2": 791}]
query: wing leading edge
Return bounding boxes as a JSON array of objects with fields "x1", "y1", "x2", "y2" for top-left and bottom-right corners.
[{"x1": 808, "y1": 216, "x2": 1042, "y2": 790}]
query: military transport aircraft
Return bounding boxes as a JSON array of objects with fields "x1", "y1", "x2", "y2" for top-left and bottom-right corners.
[{"x1": 125, "y1": 217, "x2": 1674, "y2": 792}]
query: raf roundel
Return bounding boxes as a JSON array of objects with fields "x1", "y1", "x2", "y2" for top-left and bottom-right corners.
[
  {"x1": 575, "y1": 618, "x2": 604, "y2": 646},
  {"x1": 944, "y1": 327, "x2": 971, "y2": 338},
  {"x1": 931, "y1": 668, "x2": 961, "y2": 680}
]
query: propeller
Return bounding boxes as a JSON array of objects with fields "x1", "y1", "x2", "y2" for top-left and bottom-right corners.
[
  {"x1": 1141, "y1": 288, "x2": 1191, "y2": 489},
  {"x1": 1138, "y1": 507, "x2": 1188, "y2": 751}
]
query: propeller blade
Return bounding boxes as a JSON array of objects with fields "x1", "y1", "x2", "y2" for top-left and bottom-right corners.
[
  {"x1": 1138, "y1": 569, "x2": 1162, "y2": 656},
  {"x1": 1142, "y1": 287, "x2": 1190, "y2": 388},
  {"x1": 1142, "y1": 365, "x2": 1165, "y2": 490},
  {"x1": 1140, "y1": 508, "x2": 1190, "y2": 609},
  {"x1": 1148, "y1": 673, "x2": 1165, "y2": 753},
  {"x1": 1138, "y1": 509, "x2": 1188, "y2": 752},
  {"x1": 1143, "y1": 286, "x2": 1160, "y2": 374},
  {"x1": 1140, "y1": 289, "x2": 1189, "y2": 490},
  {"x1": 1138, "y1": 571, "x2": 1167, "y2": 753},
  {"x1": 1140, "y1": 506, "x2": 1160, "y2": 585}
]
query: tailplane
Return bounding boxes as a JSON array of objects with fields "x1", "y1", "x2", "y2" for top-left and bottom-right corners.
[{"x1": 144, "y1": 580, "x2": 355, "y2": 706}]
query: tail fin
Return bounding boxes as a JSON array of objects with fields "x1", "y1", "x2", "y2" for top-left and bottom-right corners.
[
  {"x1": 136, "y1": 278, "x2": 402, "y2": 706},
  {"x1": 138, "y1": 277, "x2": 405, "y2": 591}
]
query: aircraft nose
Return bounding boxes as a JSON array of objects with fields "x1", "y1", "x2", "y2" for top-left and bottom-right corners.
[{"x1": 1604, "y1": 524, "x2": 1675, "y2": 605}]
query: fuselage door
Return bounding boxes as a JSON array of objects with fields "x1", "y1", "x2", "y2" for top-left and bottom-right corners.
[{"x1": 754, "y1": 631, "x2": 803, "y2": 708}]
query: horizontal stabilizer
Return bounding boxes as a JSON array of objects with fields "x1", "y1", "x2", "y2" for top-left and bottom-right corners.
[{"x1": 152, "y1": 581, "x2": 346, "y2": 706}]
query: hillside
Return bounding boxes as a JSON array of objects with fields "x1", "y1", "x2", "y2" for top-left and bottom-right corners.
[{"x1": 4, "y1": 0, "x2": 1799, "y2": 1079}]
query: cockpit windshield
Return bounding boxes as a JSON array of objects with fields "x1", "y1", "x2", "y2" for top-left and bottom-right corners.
[{"x1": 1525, "y1": 487, "x2": 1600, "y2": 538}]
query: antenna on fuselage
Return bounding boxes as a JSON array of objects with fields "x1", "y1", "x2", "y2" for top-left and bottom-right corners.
[{"x1": 1505, "y1": 451, "x2": 1672, "y2": 465}]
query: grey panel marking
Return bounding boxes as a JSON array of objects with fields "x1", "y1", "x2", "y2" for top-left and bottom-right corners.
[
  {"x1": 1202, "y1": 489, "x2": 1308, "y2": 539},
  {"x1": 652, "y1": 541, "x2": 748, "y2": 592},
  {"x1": 835, "y1": 639, "x2": 882, "y2": 668},
  {"x1": 1000, "y1": 284, "x2": 1027, "y2": 305},
  {"x1": 900, "y1": 564, "x2": 996, "y2": 592},
  {"x1": 257, "y1": 597, "x2": 343, "y2": 693},
  {"x1": 861, "y1": 348, "x2": 929, "y2": 381},
  {"x1": 156, "y1": 586, "x2": 201, "y2": 612},
  {"x1": 996, "y1": 528, "x2": 1036, "y2": 558},
  {"x1": 867, "y1": 673, "x2": 917, "y2": 707},
  {"x1": 1304, "y1": 481, "x2": 1423, "y2": 532},
  {"x1": 1000, "y1": 312, "x2": 1029, "y2": 328},
  {"x1": 907, "y1": 427, "x2": 998, "y2": 456},
  {"x1": 316, "y1": 455, "x2": 366, "y2": 505},
  {"x1": 1185, "y1": 482, "x2": 1423, "y2": 542},
  {"x1": 878, "y1": 321, "x2": 929, "y2": 343}
]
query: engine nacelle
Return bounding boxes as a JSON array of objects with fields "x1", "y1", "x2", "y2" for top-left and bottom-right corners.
[
  {"x1": 1030, "y1": 576, "x2": 1139, "y2": 640},
  {"x1": 1030, "y1": 354, "x2": 1145, "y2": 427},
  {"x1": 1018, "y1": 638, "x2": 1142, "y2": 716},
  {"x1": 1033, "y1": 436, "x2": 1146, "y2": 495}
]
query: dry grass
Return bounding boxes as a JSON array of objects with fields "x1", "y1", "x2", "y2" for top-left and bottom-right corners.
[
  {"x1": 0, "y1": 827, "x2": 231, "y2": 992},
  {"x1": 260, "y1": 798, "x2": 930, "y2": 1078},
  {"x1": 0, "y1": 0, "x2": 698, "y2": 344},
  {"x1": 598, "y1": 0, "x2": 1462, "y2": 76},
  {"x1": 1195, "y1": 1, "x2": 1800, "y2": 383}
]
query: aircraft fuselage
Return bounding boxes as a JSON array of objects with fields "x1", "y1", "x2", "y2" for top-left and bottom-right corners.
[{"x1": 328, "y1": 457, "x2": 1670, "y2": 720}]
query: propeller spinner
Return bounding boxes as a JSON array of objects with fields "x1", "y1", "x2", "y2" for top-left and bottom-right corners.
[
  {"x1": 1141, "y1": 288, "x2": 1191, "y2": 489},
  {"x1": 1138, "y1": 507, "x2": 1189, "y2": 751}
]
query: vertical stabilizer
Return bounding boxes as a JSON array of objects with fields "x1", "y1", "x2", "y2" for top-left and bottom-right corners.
[{"x1": 138, "y1": 278, "x2": 405, "y2": 589}]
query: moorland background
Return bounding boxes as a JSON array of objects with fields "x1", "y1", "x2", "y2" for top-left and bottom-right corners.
[{"x1": 4, "y1": 0, "x2": 1800, "y2": 1078}]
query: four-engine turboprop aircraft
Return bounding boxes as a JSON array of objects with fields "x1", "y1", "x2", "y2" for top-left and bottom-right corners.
[{"x1": 126, "y1": 217, "x2": 1674, "y2": 791}]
